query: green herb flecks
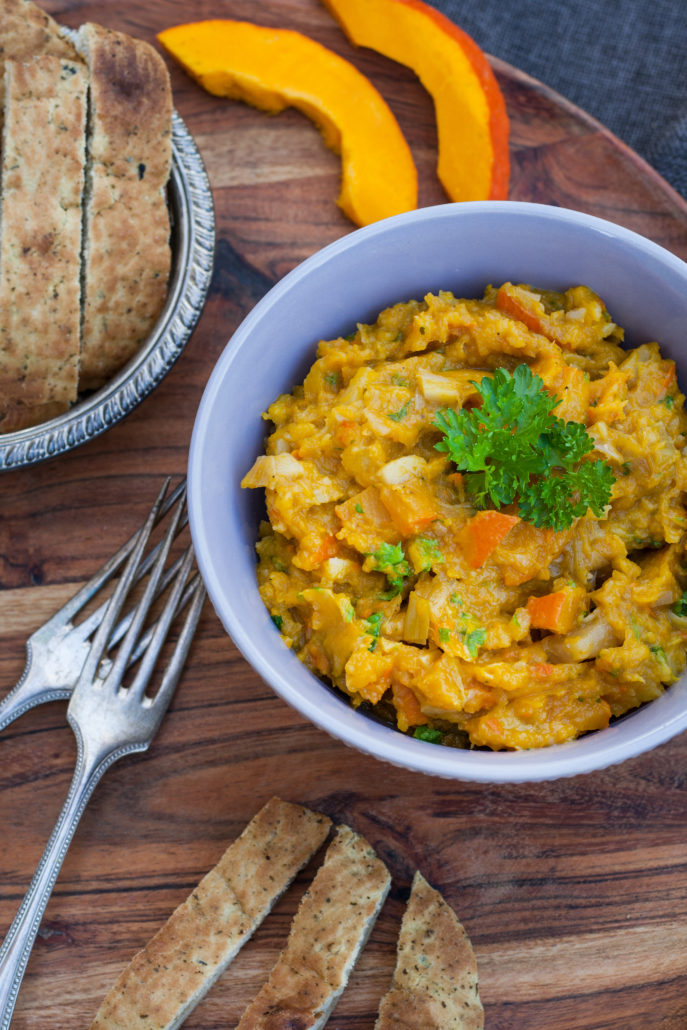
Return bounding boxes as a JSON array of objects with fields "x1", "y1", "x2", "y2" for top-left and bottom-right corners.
[
  {"x1": 434, "y1": 363, "x2": 615, "y2": 531},
  {"x1": 462, "y1": 627, "x2": 486, "y2": 659},
  {"x1": 364, "y1": 611, "x2": 384, "y2": 652},
  {"x1": 415, "y1": 536, "x2": 444, "y2": 571},
  {"x1": 368, "y1": 542, "x2": 410, "y2": 598},
  {"x1": 413, "y1": 725, "x2": 443, "y2": 744},
  {"x1": 388, "y1": 400, "x2": 410, "y2": 422}
]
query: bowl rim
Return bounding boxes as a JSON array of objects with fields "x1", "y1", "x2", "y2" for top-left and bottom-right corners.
[
  {"x1": 189, "y1": 200, "x2": 687, "y2": 782},
  {"x1": 0, "y1": 109, "x2": 215, "y2": 471}
]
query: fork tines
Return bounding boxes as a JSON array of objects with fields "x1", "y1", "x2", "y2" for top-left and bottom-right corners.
[{"x1": 77, "y1": 478, "x2": 203, "y2": 705}]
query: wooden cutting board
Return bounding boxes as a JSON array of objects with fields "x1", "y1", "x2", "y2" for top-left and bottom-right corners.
[{"x1": 2, "y1": 1, "x2": 687, "y2": 1028}]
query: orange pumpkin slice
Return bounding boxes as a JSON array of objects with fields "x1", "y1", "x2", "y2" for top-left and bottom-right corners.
[
  {"x1": 320, "y1": 0, "x2": 510, "y2": 201},
  {"x1": 157, "y1": 20, "x2": 418, "y2": 226}
]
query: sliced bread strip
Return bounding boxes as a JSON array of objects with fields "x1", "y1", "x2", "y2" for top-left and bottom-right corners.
[
  {"x1": 88, "y1": 798, "x2": 332, "y2": 1030},
  {"x1": 237, "y1": 824, "x2": 391, "y2": 1030},
  {"x1": 0, "y1": 0, "x2": 80, "y2": 120},
  {"x1": 0, "y1": 400, "x2": 71, "y2": 432},
  {"x1": 374, "y1": 871, "x2": 484, "y2": 1030},
  {"x1": 0, "y1": 54, "x2": 87, "y2": 426},
  {"x1": 76, "y1": 22, "x2": 172, "y2": 390}
]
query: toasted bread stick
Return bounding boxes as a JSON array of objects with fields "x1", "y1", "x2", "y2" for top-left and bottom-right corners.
[
  {"x1": 0, "y1": 55, "x2": 87, "y2": 422},
  {"x1": 374, "y1": 871, "x2": 483, "y2": 1030},
  {"x1": 76, "y1": 22, "x2": 172, "y2": 390},
  {"x1": 88, "y1": 798, "x2": 332, "y2": 1030},
  {"x1": 0, "y1": 0, "x2": 79, "y2": 121},
  {"x1": 237, "y1": 824, "x2": 391, "y2": 1030}
]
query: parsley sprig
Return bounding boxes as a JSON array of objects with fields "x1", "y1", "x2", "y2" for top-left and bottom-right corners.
[{"x1": 434, "y1": 364, "x2": 615, "y2": 532}]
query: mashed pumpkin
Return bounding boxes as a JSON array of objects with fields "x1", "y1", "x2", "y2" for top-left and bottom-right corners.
[{"x1": 242, "y1": 283, "x2": 687, "y2": 750}]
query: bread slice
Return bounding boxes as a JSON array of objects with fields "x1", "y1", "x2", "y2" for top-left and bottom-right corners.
[
  {"x1": 374, "y1": 871, "x2": 484, "y2": 1030},
  {"x1": 88, "y1": 798, "x2": 332, "y2": 1030},
  {"x1": 0, "y1": 0, "x2": 80, "y2": 122},
  {"x1": 0, "y1": 54, "x2": 87, "y2": 423},
  {"x1": 75, "y1": 22, "x2": 172, "y2": 390},
  {"x1": 0, "y1": 400, "x2": 70, "y2": 432},
  {"x1": 237, "y1": 824, "x2": 391, "y2": 1030}
]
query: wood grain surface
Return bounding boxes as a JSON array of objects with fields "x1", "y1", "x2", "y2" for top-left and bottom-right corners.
[{"x1": 2, "y1": 2, "x2": 687, "y2": 1028}]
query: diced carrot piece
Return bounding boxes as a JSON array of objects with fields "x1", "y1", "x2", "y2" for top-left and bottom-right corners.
[
  {"x1": 526, "y1": 586, "x2": 585, "y2": 634},
  {"x1": 531, "y1": 662, "x2": 555, "y2": 679},
  {"x1": 459, "y1": 510, "x2": 519, "y2": 569},
  {"x1": 658, "y1": 362, "x2": 676, "y2": 399},
  {"x1": 308, "y1": 533, "x2": 339, "y2": 566},
  {"x1": 496, "y1": 282, "x2": 547, "y2": 334},
  {"x1": 391, "y1": 682, "x2": 424, "y2": 731}
]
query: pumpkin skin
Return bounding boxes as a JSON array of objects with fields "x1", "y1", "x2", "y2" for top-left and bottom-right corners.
[
  {"x1": 158, "y1": 20, "x2": 418, "y2": 226},
  {"x1": 320, "y1": 0, "x2": 510, "y2": 201}
]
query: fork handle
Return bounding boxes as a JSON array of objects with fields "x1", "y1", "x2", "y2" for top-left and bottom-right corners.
[{"x1": 0, "y1": 739, "x2": 128, "y2": 1029}]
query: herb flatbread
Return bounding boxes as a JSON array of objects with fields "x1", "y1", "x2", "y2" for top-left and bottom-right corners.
[
  {"x1": 0, "y1": 55, "x2": 87, "y2": 422},
  {"x1": 76, "y1": 22, "x2": 172, "y2": 390},
  {"x1": 374, "y1": 871, "x2": 484, "y2": 1030},
  {"x1": 0, "y1": 0, "x2": 79, "y2": 120},
  {"x1": 88, "y1": 797, "x2": 331, "y2": 1030},
  {"x1": 237, "y1": 824, "x2": 391, "y2": 1030}
]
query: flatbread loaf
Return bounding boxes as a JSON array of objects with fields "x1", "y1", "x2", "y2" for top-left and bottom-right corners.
[
  {"x1": 88, "y1": 797, "x2": 331, "y2": 1030},
  {"x1": 0, "y1": 0, "x2": 80, "y2": 120},
  {"x1": 76, "y1": 22, "x2": 173, "y2": 390},
  {"x1": 237, "y1": 824, "x2": 391, "y2": 1030},
  {"x1": 0, "y1": 55, "x2": 87, "y2": 424},
  {"x1": 374, "y1": 871, "x2": 484, "y2": 1030}
]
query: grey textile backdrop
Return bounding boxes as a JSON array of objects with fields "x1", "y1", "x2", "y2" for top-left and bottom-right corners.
[{"x1": 430, "y1": 0, "x2": 687, "y2": 200}]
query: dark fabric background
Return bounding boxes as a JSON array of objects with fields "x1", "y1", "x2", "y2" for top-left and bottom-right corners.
[{"x1": 431, "y1": 0, "x2": 687, "y2": 199}]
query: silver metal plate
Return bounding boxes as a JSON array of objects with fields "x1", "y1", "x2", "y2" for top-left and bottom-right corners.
[{"x1": 0, "y1": 110, "x2": 215, "y2": 470}]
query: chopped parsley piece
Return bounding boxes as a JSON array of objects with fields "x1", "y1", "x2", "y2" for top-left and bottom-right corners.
[
  {"x1": 325, "y1": 371, "x2": 341, "y2": 389},
  {"x1": 415, "y1": 536, "x2": 444, "y2": 571},
  {"x1": 354, "y1": 502, "x2": 363, "y2": 514},
  {"x1": 438, "y1": 627, "x2": 452, "y2": 644},
  {"x1": 271, "y1": 614, "x2": 283, "y2": 630},
  {"x1": 434, "y1": 363, "x2": 615, "y2": 531},
  {"x1": 462, "y1": 627, "x2": 486, "y2": 659},
  {"x1": 392, "y1": 373, "x2": 409, "y2": 386},
  {"x1": 368, "y1": 542, "x2": 410, "y2": 597},
  {"x1": 673, "y1": 591, "x2": 687, "y2": 616},
  {"x1": 388, "y1": 399, "x2": 410, "y2": 422},
  {"x1": 413, "y1": 725, "x2": 442, "y2": 744},
  {"x1": 664, "y1": 394, "x2": 675, "y2": 408},
  {"x1": 364, "y1": 611, "x2": 384, "y2": 651},
  {"x1": 621, "y1": 462, "x2": 631, "y2": 476}
]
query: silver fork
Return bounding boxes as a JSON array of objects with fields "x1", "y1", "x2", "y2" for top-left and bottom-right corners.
[
  {"x1": 0, "y1": 479, "x2": 206, "y2": 1029},
  {"x1": 0, "y1": 477, "x2": 190, "y2": 732}
]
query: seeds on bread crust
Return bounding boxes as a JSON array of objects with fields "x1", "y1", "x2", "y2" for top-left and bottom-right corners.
[
  {"x1": 236, "y1": 824, "x2": 391, "y2": 1030},
  {"x1": 76, "y1": 22, "x2": 173, "y2": 391},
  {"x1": 88, "y1": 798, "x2": 332, "y2": 1030},
  {"x1": 0, "y1": 55, "x2": 87, "y2": 426},
  {"x1": 374, "y1": 870, "x2": 484, "y2": 1030}
]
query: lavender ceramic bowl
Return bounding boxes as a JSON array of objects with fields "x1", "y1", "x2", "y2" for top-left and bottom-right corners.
[{"x1": 188, "y1": 201, "x2": 687, "y2": 782}]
